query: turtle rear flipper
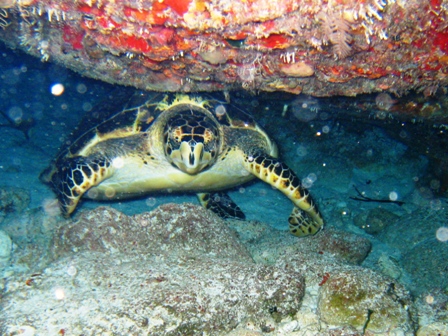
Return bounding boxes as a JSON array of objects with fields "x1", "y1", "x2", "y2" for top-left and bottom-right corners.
[
  {"x1": 197, "y1": 192, "x2": 245, "y2": 219},
  {"x1": 288, "y1": 206, "x2": 322, "y2": 236},
  {"x1": 243, "y1": 154, "x2": 324, "y2": 237},
  {"x1": 49, "y1": 157, "x2": 113, "y2": 216}
]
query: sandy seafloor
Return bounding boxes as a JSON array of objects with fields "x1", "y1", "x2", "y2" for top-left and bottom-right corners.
[{"x1": 0, "y1": 42, "x2": 447, "y2": 335}]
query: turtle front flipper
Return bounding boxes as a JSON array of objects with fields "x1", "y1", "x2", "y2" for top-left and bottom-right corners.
[
  {"x1": 243, "y1": 155, "x2": 324, "y2": 237},
  {"x1": 197, "y1": 192, "x2": 245, "y2": 219},
  {"x1": 49, "y1": 157, "x2": 114, "y2": 216}
]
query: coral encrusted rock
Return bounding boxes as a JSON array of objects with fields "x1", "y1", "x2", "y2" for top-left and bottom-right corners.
[
  {"x1": 52, "y1": 204, "x2": 253, "y2": 262},
  {"x1": 317, "y1": 268, "x2": 415, "y2": 334},
  {"x1": 0, "y1": 204, "x2": 306, "y2": 335}
]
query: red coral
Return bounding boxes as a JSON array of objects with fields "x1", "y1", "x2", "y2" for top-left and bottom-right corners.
[{"x1": 319, "y1": 272, "x2": 330, "y2": 286}]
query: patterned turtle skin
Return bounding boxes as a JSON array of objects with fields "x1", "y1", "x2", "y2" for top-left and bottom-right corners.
[{"x1": 41, "y1": 91, "x2": 324, "y2": 237}]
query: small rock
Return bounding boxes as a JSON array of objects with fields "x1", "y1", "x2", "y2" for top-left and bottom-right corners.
[
  {"x1": 417, "y1": 322, "x2": 448, "y2": 336},
  {"x1": 0, "y1": 229, "x2": 12, "y2": 270},
  {"x1": 378, "y1": 253, "x2": 402, "y2": 280},
  {"x1": 401, "y1": 237, "x2": 448, "y2": 294},
  {"x1": 353, "y1": 208, "x2": 400, "y2": 235},
  {"x1": 318, "y1": 268, "x2": 415, "y2": 334},
  {"x1": 53, "y1": 204, "x2": 252, "y2": 262}
]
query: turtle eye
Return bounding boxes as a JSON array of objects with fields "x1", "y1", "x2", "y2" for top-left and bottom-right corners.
[{"x1": 164, "y1": 113, "x2": 220, "y2": 174}]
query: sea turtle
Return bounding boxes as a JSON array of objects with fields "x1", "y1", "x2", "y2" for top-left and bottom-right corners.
[{"x1": 41, "y1": 91, "x2": 324, "y2": 237}]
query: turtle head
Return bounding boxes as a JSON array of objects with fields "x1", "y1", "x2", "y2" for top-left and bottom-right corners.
[{"x1": 164, "y1": 111, "x2": 220, "y2": 175}]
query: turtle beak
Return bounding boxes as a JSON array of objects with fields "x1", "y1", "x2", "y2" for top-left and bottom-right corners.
[{"x1": 170, "y1": 141, "x2": 212, "y2": 174}]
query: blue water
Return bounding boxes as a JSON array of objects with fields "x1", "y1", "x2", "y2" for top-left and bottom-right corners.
[{"x1": 1, "y1": 41, "x2": 447, "y2": 333}]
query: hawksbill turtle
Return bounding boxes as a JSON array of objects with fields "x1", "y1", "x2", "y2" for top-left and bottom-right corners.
[{"x1": 41, "y1": 91, "x2": 324, "y2": 237}]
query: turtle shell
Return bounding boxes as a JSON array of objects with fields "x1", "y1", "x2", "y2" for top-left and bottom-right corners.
[
  {"x1": 59, "y1": 90, "x2": 162, "y2": 159},
  {"x1": 40, "y1": 91, "x2": 258, "y2": 183}
]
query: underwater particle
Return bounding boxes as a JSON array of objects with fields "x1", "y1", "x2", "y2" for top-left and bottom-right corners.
[
  {"x1": 86, "y1": 188, "x2": 99, "y2": 199},
  {"x1": 54, "y1": 288, "x2": 65, "y2": 300},
  {"x1": 7, "y1": 106, "x2": 23, "y2": 123},
  {"x1": 214, "y1": 105, "x2": 227, "y2": 118},
  {"x1": 322, "y1": 125, "x2": 330, "y2": 133},
  {"x1": 375, "y1": 92, "x2": 396, "y2": 111},
  {"x1": 430, "y1": 179, "x2": 441, "y2": 191},
  {"x1": 82, "y1": 102, "x2": 93, "y2": 112},
  {"x1": 51, "y1": 83, "x2": 65, "y2": 96},
  {"x1": 66, "y1": 265, "x2": 77, "y2": 276},
  {"x1": 291, "y1": 95, "x2": 320, "y2": 122},
  {"x1": 239, "y1": 187, "x2": 245, "y2": 193},
  {"x1": 76, "y1": 83, "x2": 87, "y2": 94},
  {"x1": 425, "y1": 294, "x2": 435, "y2": 304},
  {"x1": 104, "y1": 187, "x2": 116, "y2": 198},
  {"x1": 436, "y1": 227, "x2": 448, "y2": 242},
  {"x1": 112, "y1": 157, "x2": 124, "y2": 169},
  {"x1": 145, "y1": 197, "x2": 156, "y2": 206},
  {"x1": 302, "y1": 173, "x2": 317, "y2": 188},
  {"x1": 296, "y1": 145, "x2": 308, "y2": 157},
  {"x1": 388, "y1": 191, "x2": 398, "y2": 201}
]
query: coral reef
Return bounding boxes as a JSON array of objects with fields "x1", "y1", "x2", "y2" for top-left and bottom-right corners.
[
  {"x1": 0, "y1": 203, "x2": 423, "y2": 335},
  {"x1": 1, "y1": 205, "x2": 306, "y2": 335},
  {"x1": 0, "y1": 0, "x2": 447, "y2": 98},
  {"x1": 318, "y1": 269, "x2": 414, "y2": 334}
]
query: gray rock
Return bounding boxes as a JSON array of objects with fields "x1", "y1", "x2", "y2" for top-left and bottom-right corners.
[
  {"x1": 52, "y1": 204, "x2": 252, "y2": 262},
  {"x1": 1, "y1": 252, "x2": 304, "y2": 335},
  {"x1": 353, "y1": 208, "x2": 400, "y2": 235},
  {"x1": 402, "y1": 237, "x2": 448, "y2": 294},
  {"x1": 376, "y1": 208, "x2": 442, "y2": 253},
  {"x1": 0, "y1": 204, "x2": 306, "y2": 335},
  {"x1": 317, "y1": 268, "x2": 415, "y2": 334},
  {"x1": 231, "y1": 219, "x2": 372, "y2": 266}
]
